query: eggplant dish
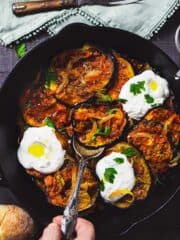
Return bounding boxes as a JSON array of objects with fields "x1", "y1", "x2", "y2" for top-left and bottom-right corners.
[
  {"x1": 73, "y1": 102, "x2": 126, "y2": 148},
  {"x1": 17, "y1": 44, "x2": 180, "y2": 212},
  {"x1": 48, "y1": 44, "x2": 116, "y2": 106},
  {"x1": 128, "y1": 108, "x2": 180, "y2": 173}
]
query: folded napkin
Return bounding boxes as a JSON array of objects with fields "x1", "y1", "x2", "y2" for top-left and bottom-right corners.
[{"x1": 0, "y1": 0, "x2": 179, "y2": 46}]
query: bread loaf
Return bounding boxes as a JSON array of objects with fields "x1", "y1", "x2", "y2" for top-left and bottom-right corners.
[{"x1": 0, "y1": 205, "x2": 34, "y2": 240}]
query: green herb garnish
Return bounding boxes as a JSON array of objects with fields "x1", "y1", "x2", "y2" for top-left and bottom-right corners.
[
  {"x1": 151, "y1": 103, "x2": 160, "y2": 108},
  {"x1": 104, "y1": 168, "x2": 117, "y2": 184},
  {"x1": 45, "y1": 71, "x2": 57, "y2": 89},
  {"x1": 122, "y1": 147, "x2": 137, "y2": 157},
  {"x1": 130, "y1": 81, "x2": 145, "y2": 95},
  {"x1": 44, "y1": 118, "x2": 55, "y2": 128},
  {"x1": 114, "y1": 157, "x2": 124, "y2": 164},
  {"x1": 117, "y1": 98, "x2": 127, "y2": 104},
  {"x1": 95, "y1": 127, "x2": 111, "y2": 136},
  {"x1": 15, "y1": 43, "x2": 27, "y2": 58},
  {"x1": 58, "y1": 126, "x2": 66, "y2": 133},
  {"x1": 104, "y1": 126, "x2": 111, "y2": 136},
  {"x1": 106, "y1": 108, "x2": 117, "y2": 114},
  {"x1": 99, "y1": 180, "x2": 105, "y2": 191},
  {"x1": 144, "y1": 94, "x2": 154, "y2": 104},
  {"x1": 24, "y1": 124, "x2": 30, "y2": 131},
  {"x1": 25, "y1": 101, "x2": 31, "y2": 109},
  {"x1": 102, "y1": 94, "x2": 112, "y2": 102},
  {"x1": 91, "y1": 135, "x2": 97, "y2": 141}
]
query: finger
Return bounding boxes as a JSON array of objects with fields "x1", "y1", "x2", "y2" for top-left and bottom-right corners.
[
  {"x1": 75, "y1": 218, "x2": 95, "y2": 240},
  {"x1": 52, "y1": 215, "x2": 63, "y2": 226},
  {"x1": 40, "y1": 223, "x2": 61, "y2": 240}
]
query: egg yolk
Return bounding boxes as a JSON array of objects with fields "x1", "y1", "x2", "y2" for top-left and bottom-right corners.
[
  {"x1": 28, "y1": 142, "x2": 45, "y2": 158},
  {"x1": 149, "y1": 80, "x2": 158, "y2": 91}
]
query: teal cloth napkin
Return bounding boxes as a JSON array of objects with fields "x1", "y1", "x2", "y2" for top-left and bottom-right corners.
[{"x1": 0, "y1": 0, "x2": 179, "y2": 46}]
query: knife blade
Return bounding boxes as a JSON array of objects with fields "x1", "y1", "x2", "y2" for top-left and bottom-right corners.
[{"x1": 12, "y1": 0, "x2": 142, "y2": 16}]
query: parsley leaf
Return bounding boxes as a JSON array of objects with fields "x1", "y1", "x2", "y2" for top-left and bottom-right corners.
[
  {"x1": 25, "y1": 101, "x2": 31, "y2": 109},
  {"x1": 130, "y1": 81, "x2": 145, "y2": 95},
  {"x1": 151, "y1": 103, "x2": 160, "y2": 108},
  {"x1": 122, "y1": 147, "x2": 137, "y2": 157},
  {"x1": 58, "y1": 126, "x2": 66, "y2": 133},
  {"x1": 24, "y1": 124, "x2": 30, "y2": 131},
  {"x1": 117, "y1": 98, "x2": 127, "y2": 104},
  {"x1": 91, "y1": 135, "x2": 97, "y2": 141},
  {"x1": 44, "y1": 118, "x2": 55, "y2": 128},
  {"x1": 106, "y1": 108, "x2": 117, "y2": 114},
  {"x1": 15, "y1": 43, "x2": 27, "y2": 58},
  {"x1": 95, "y1": 127, "x2": 111, "y2": 136},
  {"x1": 104, "y1": 168, "x2": 117, "y2": 184},
  {"x1": 114, "y1": 157, "x2": 124, "y2": 164},
  {"x1": 100, "y1": 94, "x2": 112, "y2": 102},
  {"x1": 104, "y1": 126, "x2": 111, "y2": 136},
  {"x1": 144, "y1": 94, "x2": 154, "y2": 104},
  {"x1": 45, "y1": 71, "x2": 57, "y2": 89},
  {"x1": 99, "y1": 180, "x2": 105, "y2": 191}
]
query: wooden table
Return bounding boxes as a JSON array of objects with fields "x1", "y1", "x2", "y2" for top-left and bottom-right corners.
[{"x1": 0, "y1": 10, "x2": 180, "y2": 240}]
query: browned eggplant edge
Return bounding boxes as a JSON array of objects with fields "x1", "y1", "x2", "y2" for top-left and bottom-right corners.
[{"x1": 71, "y1": 101, "x2": 128, "y2": 150}]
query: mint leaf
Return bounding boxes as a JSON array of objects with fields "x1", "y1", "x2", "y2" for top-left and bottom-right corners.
[
  {"x1": 144, "y1": 94, "x2": 154, "y2": 104},
  {"x1": 114, "y1": 157, "x2": 124, "y2": 164},
  {"x1": 15, "y1": 43, "x2": 27, "y2": 58},
  {"x1": 130, "y1": 81, "x2": 145, "y2": 95},
  {"x1": 44, "y1": 118, "x2": 55, "y2": 128},
  {"x1": 99, "y1": 180, "x2": 105, "y2": 191},
  {"x1": 122, "y1": 147, "x2": 137, "y2": 157},
  {"x1": 104, "y1": 168, "x2": 117, "y2": 184},
  {"x1": 117, "y1": 98, "x2": 127, "y2": 104},
  {"x1": 45, "y1": 71, "x2": 57, "y2": 89}
]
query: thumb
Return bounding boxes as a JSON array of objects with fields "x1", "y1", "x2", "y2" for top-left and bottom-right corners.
[{"x1": 39, "y1": 223, "x2": 61, "y2": 240}]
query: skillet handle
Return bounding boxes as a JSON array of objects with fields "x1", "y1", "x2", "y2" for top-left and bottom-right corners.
[{"x1": 0, "y1": 166, "x2": 8, "y2": 187}]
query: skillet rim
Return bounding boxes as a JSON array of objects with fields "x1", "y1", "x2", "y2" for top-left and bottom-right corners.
[{"x1": 0, "y1": 23, "x2": 179, "y2": 238}]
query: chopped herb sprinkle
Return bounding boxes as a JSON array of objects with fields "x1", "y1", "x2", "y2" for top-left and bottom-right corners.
[
  {"x1": 104, "y1": 168, "x2": 117, "y2": 184},
  {"x1": 130, "y1": 81, "x2": 145, "y2": 95}
]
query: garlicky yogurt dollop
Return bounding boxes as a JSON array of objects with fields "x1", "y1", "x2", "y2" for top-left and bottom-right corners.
[
  {"x1": 119, "y1": 70, "x2": 169, "y2": 120},
  {"x1": 18, "y1": 126, "x2": 65, "y2": 174},
  {"x1": 96, "y1": 152, "x2": 135, "y2": 203}
]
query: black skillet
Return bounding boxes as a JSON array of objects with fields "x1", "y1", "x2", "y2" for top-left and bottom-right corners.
[{"x1": 0, "y1": 23, "x2": 180, "y2": 240}]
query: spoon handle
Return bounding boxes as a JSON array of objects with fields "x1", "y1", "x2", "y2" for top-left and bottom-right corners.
[{"x1": 61, "y1": 157, "x2": 87, "y2": 240}]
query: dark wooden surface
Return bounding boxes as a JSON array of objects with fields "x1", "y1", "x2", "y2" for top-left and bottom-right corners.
[{"x1": 0, "y1": 9, "x2": 180, "y2": 240}]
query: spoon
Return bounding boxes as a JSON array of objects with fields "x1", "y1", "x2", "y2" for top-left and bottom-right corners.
[{"x1": 61, "y1": 135, "x2": 104, "y2": 240}]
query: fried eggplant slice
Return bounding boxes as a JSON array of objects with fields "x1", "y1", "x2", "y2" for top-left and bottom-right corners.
[
  {"x1": 108, "y1": 53, "x2": 134, "y2": 100},
  {"x1": 127, "y1": 58, "x2": 151, "y2": 74},
  {"x1": 35, "y1": 160, "x2": 98, "y2": 211},
  {"x1": 128, "y1": 116, "x2": 173, "y2": 173},
  {"x1": 103, "y1": 142, "x2": 151, "y2": 208},
  {"x1": 145, "y1": 108, "x2": 180, "y2": 147},
  {"x1": 20, "y1": 86, "x2": 70, "y2": 129},
  {"x1": 48, "y1": 45, "x2": 116, "y2": 106},
  {"x1": 73, "y1": 102, "x2": 127, "y2": 148}
]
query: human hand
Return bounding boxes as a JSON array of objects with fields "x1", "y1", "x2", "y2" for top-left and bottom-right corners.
[{"x1": 39, "y1": 216, "x2": 95, "y2": 240}]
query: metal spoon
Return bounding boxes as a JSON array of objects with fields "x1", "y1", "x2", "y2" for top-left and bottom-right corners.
[{"x1": 61, "y1": 135, "x2": 104, "y2": 240}]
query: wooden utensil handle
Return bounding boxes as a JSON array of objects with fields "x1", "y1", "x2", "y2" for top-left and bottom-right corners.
[{"x1": 12, "y1": 0, "x2": 75, "y2": 16}]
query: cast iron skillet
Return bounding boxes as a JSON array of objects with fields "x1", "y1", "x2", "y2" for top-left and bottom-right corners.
[{"x1": 0, "y1": 23, "x2": 180, "y2": 239}]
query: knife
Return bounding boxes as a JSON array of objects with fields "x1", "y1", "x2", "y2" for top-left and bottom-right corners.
[{"x1": 12, "y1": 0, "x2": 143, "y2": 16}]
